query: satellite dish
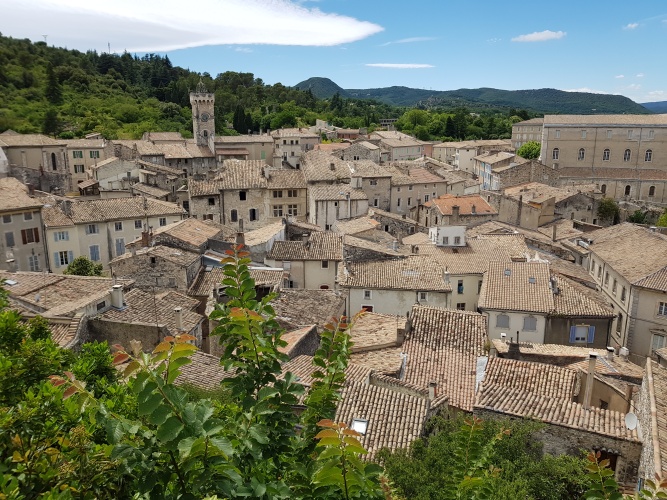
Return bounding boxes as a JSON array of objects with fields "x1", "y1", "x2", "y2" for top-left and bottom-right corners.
[{"x1": 625, "y1": 413, "x2": 638, "y2": 430}]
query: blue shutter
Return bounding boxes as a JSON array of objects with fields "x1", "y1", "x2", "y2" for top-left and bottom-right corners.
[
  {"x1": 54, "y1": 233, "x2": 58, "y2": 242},
  {"x1": 53, "y1": 252, "x2": 60, "y2": 268},
  {"x1": 64, "y1": 231, "x2": 69, "y2": 241},
  {"x1": 569, "y1": 326, "x2": 576, "y2": 343},
  {"x1": 587, "y1": 326, "x2": 596, "y2": 343},
  {"x1": 68, "y1": 251, "x2": 74, "y2": 265}
]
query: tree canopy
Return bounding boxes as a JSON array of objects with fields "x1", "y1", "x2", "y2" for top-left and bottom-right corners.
[
  {"x1": 516, "y1": 141, "x2": 541, "y2": 159},
  {"x1": 597, "y1": 197, "x2": 620, "y2": 224},
  {"x1": 63, "y1": 256, "x2": 104, "y2": 276}
]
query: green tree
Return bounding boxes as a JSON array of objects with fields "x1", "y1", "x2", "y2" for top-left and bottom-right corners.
[
  {"x1": 628, "y1": 210, "x2": 647, "y2": 224},
  {"x1": 44, "y1": 62, "x2": 62, "y2": 104},
  {"x1": 516, "y1": 140, "x2": 541, "y2": 159},
  {"x1": 657, "y1": 209, "x2": 667, "y2": 227},
  {"x1": 63, "y1": 256, "x2": 103, "y2": 276},
  {"x1": 42, "y1": 107, "x2": 60, "y2": 137},
  {"x1": 597, "y1": 197, "x2": 620, "y2": 225}
]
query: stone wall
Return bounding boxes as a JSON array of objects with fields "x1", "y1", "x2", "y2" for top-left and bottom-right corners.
[
  {"x1": 9, "y1": 166, "x2": 69, "y2": 193},
  {"x1": 87, "y1": 318, "x2": 168, "y2": 351},
  {"x1": 369, "y1": 211, "x2": 426, "y2": 240},
  {"x1": 636, "y1": 362, "x2": 657, "y2": 482},
  {"x1": 496, "y1": 160, "x2": 560, "y2": 190},
  {"x1": 110, "y1": 253, "x2": 200, "y2": 292}
]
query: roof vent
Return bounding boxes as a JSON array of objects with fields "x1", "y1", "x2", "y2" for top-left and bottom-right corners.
[
  {"x1": 528, "y1": 277, "x2": 536, "y2": 284},
  {"x1": 330, "y1": 162, "x2": 336, "y2": 170},
  {"x1": 504, "y1": 269, "x2": 511, "y2": 276}
]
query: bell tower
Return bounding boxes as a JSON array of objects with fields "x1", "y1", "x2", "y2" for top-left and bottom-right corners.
[{"x1": 190, "y1": 80, "x2": 215, "y2": 147}]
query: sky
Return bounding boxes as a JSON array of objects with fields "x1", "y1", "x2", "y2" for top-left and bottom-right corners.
[{"x1": 3, "y1": 0, "x2": 667, "y2": 103}]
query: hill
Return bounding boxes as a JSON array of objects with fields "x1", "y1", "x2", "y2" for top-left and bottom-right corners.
[
  {"x1": 642, "y1": 101, "x2": 667, "y2": 113},
  {"x1": 295, "y1": 77, "x2": 650, "y2": 114}
]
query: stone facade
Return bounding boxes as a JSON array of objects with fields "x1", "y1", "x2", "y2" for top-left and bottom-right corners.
[{"x1": 495, "y1": 160, "x2": 560, "y2": 190}]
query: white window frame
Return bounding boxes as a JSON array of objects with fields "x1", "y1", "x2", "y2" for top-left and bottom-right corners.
[
  {"x1": 651, "y1": 333, "x2": 665, "y2": 353},
  {"x1": 658, "y1": 302, "x2": 667, "y2": 317},
  {"x1": 363, "y1": 290, "x2": 372, "y2": 300},
  {"x1": 159, "y1": 217, "x2": 167, "y2": 226}
]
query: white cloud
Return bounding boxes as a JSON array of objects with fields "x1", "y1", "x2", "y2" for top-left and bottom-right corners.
[
  {"x1": 2, "y1": 0, "x2": 383, "y2": 52},
  {"x1": 365, "y1": 63, "x2": 435, "y2": 69},
  {"x1": 486, "y1": 38, "x2": 502, "y2": 44},
  {"x1": 648, "y1": 90, "x2": 667, "y2": 98},
  {"x1": 628, "y1": 83, "x2": 642, "y2": 90},
  {"x1": 563, "y1": 88, "x2": 612, "y2": 95},
  {"x1": 636, "y1": 73, "x2": 645, "y2": 78},
  {"x1": 623, "y1": 22, "x2": 639, "y2": 30},
  {"x1": 380, "y1": 36, "x2": 436, "y2": 46},
  {"x1": 615, "y1": 74, "x2": 625, "y2": 79},
  {"x1": 511, "y1": 30, "x2": 566, "y2": 42}
]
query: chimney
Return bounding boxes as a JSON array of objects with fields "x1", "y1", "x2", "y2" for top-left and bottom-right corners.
[
  {"x1": 174, "y1": 307, "x2": 183, "y2": 331},
  {"x1": 583, "y1": 352, "x2": 597, "y2": 410},
  {"x1": 552, "y1": 224, "x2": 557, "y2": 242},
  {"x1": 471, "y1": 204, "x2": 476, "y2": 215},
  {"x1": 619, "y1": 346, "x2": 629, "y2": 361},
  {"x1": 392, "y1": 240, "x2": 398, "y2": 251},
  {"x1": 131, "y1": 245, "x2": 137, "y2": 257},
  {"x1": 451, "y1": 205, "x2": 460, "y2": 224},
  {"x1": 443, "y1": 269, "x2": 450, "y2": 284},
  {"x1": 263, "y1": 166, "x2": 271, "y2": 180},
  {"x1": 606, "y1": 346, "x2": 615, "y2": 361},
  {"x1": 26, "y1": 183, "x2": 35, "y2": 196},
  {"x1": 428, "y1": 381, "x2": 438, "y2": 400},
  {"x1": 238, "y1": 218, "x2": 244, "y2": 233},
  {"x1": 141, "y1": 230, "x2": 151, "y2": 247},
  {"x1": 330, "y1": 162, "x2": 336, "y2": 171},
  {"x1": 625, "y1": 384, "x2": 634, "y2": 413},
  {"x1": 110, "y1": 284, "x2": 124, "y2": 309},
  {"x1": 61, "y1": 199, "x2": 72, "y2": 217}
]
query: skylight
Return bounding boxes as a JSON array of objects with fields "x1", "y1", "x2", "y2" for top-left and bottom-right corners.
[{"x1": 351, "y1": 418, "x2": 368, "y2": 435}]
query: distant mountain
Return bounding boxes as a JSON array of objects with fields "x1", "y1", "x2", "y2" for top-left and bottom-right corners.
[
  {"x1": 641, "y1": 101, "x2": 667, "y2": 113},
  {"x1": 294, "y1": 77, "x2": 650, "y2": 115}
]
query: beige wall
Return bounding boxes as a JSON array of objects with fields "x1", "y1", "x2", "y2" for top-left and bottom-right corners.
[
  {"x1": 630, "y1": 288, "x2": 667, "y2": 359},
  {"x1": 0, "y1": 209, "x2": 46, "y2": 272},
  {"x1": 389, "y1": 181, "x2": 450, "y2": 215},
  {"x1": 346, "y1": 287, "x2": 449, "y2": 317},
  {"x1": 309, "y1": 198, "x2": 369, "y2": 230},
  {"x1": 484, "y1": 310, "x2": 547, "y2": 343}
]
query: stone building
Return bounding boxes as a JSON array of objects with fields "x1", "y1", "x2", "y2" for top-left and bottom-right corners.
[
  {"x1": 511, "y1": 118, "x2": 544, "y2": 149},
  {"x1": 271, "y1": 128, "x2": 320, "y2": 168},
  {"x1": 308, "y1": 184, "x2": 368, "y2": 230},
  {"x1": 335, "y1": 141, "x2": 381, "y2": 163},
  {"x1": 415, "y1": 194, "x2": 498, "y2": 227},
  {"x1": 432, "y1": 139, "x2": 514, "y2": 173},
  {"x1": 369, "y1": 130, "x2": 424, "y2": 162},
  {"x1": 65, "y1": 138, "x2": 106, "y2": 191},
  {"x1": 493, "y1": 159, "x2": 560, "y2": 191},
  {"x1": 473, "y1": 151, "x2": 529, "y2": 190}
]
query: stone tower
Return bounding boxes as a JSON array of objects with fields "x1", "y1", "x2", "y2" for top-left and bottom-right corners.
[{"x1": 190, "y1": 80, "x2": 215, "y2": 147}]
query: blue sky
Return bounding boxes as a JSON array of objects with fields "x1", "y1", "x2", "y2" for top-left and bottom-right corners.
[{"x1": 3, "y1": 0, "x2": 667, "y2": 103}]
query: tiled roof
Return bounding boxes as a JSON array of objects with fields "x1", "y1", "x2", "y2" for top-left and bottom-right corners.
[
  {"x1": 243, "y1": 221, "x2": 285, "y2": 247},
  {"x1": 332, "y1": 217, "x2": 379, "y2": 235},
  {"x1": 473, "y1": 151, "x2": 516, "y2": 164},
  {"x1": 144, "y1": 132, "x2": 184, "y2": 142},
  {"x1": 216, "y1": 160, "x2": 270, "y2": 190},
  {"x1": 478, "y1": 261, "x2": 554, "y2": 313},
  {"x1": 250, "y1": 268, "x2": 284, "y2": 287},
  {"x1": 188, "y1": 267, "x2": 223, "y2": 297},
  {"x1": 552, "y1": 275, "x2": 615, "y2": 318},
  {"x1": 111, "y1": 245, "x2": 200, "y2": 267},
  {"x1": 271, "y1": 128, "x2": 319, "y2": 138},
  {"x1": 268, "y1": 232, "x2": 343, "y2": 261},
  {"x1": 267, "y1": 169, "x2": 307, "y2": 189},
  {"x1": 434, "y1": 139, "x2": 514, "y2": 149},
  {"x1": 280, "y1": 355, "x2": 372, "y2": 387},
  {"x1": 132, "y1": 183, "x2": 170, "y2": 198},
  {"x1": 100, "y1": 289, "x2": 203, "y2": 337},
  {"x1": 338, "y1": 256, "x2": 452, "y2": 292},
  {"x1": 135, "y1": 159, "x2": 185, "y2": 176},
  {"x1": 176, "y1": 351, "x2": 234, "y2": 390},
  {"x1": 513, "y1": 118, "x2": 545, "y2": 126},
  {"x1": 42, "y1": 197, "x2": 184, "y2": 227},
  {"x1": 314, "y1": 143, "x2": 350, "y2": 152},
  {"x1": 112, "y1": 140, "x2": 165, "y2": 156},
  {"x1": 536, "y1": 219, "x2": 585, "y2": 241},
  {"x1": 404, "y1": 167, "x2": 448, "y2": 185},
  {"x1": 409, "y1": 305, "x2": 488, "y2": 356},
  {"x1": 300, "y1": 151, "x2": 351, "y2": 182},
  {"x1": 368, "y1": 207, "x2": 419, "y2": 225},
  {"x1": 279, "y1": 325, "x2": 317, "y2": 357},
  {"x1": 504, "y1": 182, "x2": 596, "y2": 204},
  {"x1": 343, "y1": 235, "x2": 404, "y2": 257},
  {"x1": 0, "y1": 178, "x2": 43, "y2": 212},
  {"x1": 425, "y1": 194, "x2": 496, "y2": 216},
  {"x1": 188, "y1": 180, "x2": 222, "y2": 197},
  {"x1": 309, "y1": 184, "x2": 368, "y2": 201},
  {"x1": 634, "y1": 268, "x2": 667, "y2": 292},
  {"x1": 0, "y1": 132, "x2": 65, "y2": 146},
  {"x1": 585, "y1": 223, "x2": 667, "y2": 284},
  {"x1": 271, "y1": 289, "x2": 346, "y2": 331},
  {"x1": 215, "y1": 134, "x2": 273, "y2": 144},
  {"x1": 378, "y1": 137, "x2": 423, "y2": 148},
  {"x1": 349, "y1": 312, "x2": 406, "y2": 352},
  {"x1": 350, "y1": 347, "x2": 405, "y2": 375},
  {"x1": 482, "y1": 357, "x2": 579, "y2": 399},
  {"x1": 66, "y1": 139, "x2": 106, "y2": 148},
  {"x1": 335, "y1": 380, "x2": 429, "y2": 460},
  {"x1": 143, "y1": 217, "x2": 235, "y2": 248},
  {"x1": 349, "y1": 160, "x2": 392, "y2": 178},
  {"x1": 356, "y1": 141, "x2": 379, "y2": 150},
  {"x1": 543, "y1": 114, "x2": 667, "y2": 126},
  {"x1": 647, "y1": 361, "x2": 667, "y2": 474}
]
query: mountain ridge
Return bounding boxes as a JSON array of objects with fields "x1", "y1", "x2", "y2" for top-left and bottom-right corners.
[{"x1": 295, "y1": 77, "x2": 650, "y2": 115}]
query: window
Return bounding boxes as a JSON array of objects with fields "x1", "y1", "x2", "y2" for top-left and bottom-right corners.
[
  {"x1": 150, "y1": 256, "x2": 157, "y2": 264},
  {"x1": 604, "y1": 272, "x2": 609, "y2": 286},
  {"x1": 287, "y1": 189, "x2": 297, "y2": 197},
  {"x1": 2, "y1": 215, "x2": 10, "y2": 223},
  {"x1": 362, "y1": 305, "x2": 374, "y2": 312},
  {"x1": 442, "y1": 236, "x2": 449, "y2": 245},
  {"x1": 616, "y1": 313, "x2": 623, "y2": 333},
  {"x1": 96, "y1": 301, "x2": 106, "y2": 311},
  {"x1": 373, "y1": 198, "x2": 379, "y2": 207},
  {"x1": 621, "y1": 287, "x2": 626, "y2": 302},
  {"x1": 230, "y1": 209, "x2": 238, "y2": 222},
  {"x1": 621, "y1": 148, "x2": 632, "y2": 163},
  {"x1": 5, "y1": 232, "x2": 14, "y2": 247},
  {"x1": 168, "y1": 277, "x2": 176, "y2": 287},
  {"x1": 456, "y1": 303, "x2": 466, "y2": 310},
  {"x1": 364, "y1": 290, "x2": 372, "y2": 300},
  {"x1": 606, "y1": 130, "x2": 612, "y2": 139},
  {"x1": 658, "y1": 302, "x2": 667, "y2": 317},
  {"x1": 419, "y1": 291, "x2": 428, "y2": 301},
  {"x1": 115, "y1": 238, "x2": 124, "y2": 256},
  {"x1": 353, "y1": 155, "x2": 360, "y2": 161},
  {"x1": 203, "y1": 214, "x2": 214, "y2": 221},
  {"x1": 287, "y1": 205, "x2": 298, "y2": 216},
  {"x1": 407, "y1": 197, "x2": 412, "y2": 206},
  {"x1": 581, "y1": 130, "x2": 587, "y2": 139},
  {"x1": 523, "y1": 316, "x2": 537, "y2": 331},
  {"x1": 578, "y1": 148, "x2": 585, "y2": 161},
  {"x1": 612, "y1": 279, "x2": 617, "y2": 294},
  {"x1": 552, "y1": 148, "x2": 559, "y2": 160},
  {"x1": 454, "y1": 236, "x2": 461, "y2": 245},
  {"x1": 397, "y1": 198, "x2": 401, "y2": 207},
  {"x1": 74, "y1": 164, "x2": 84, "y2": 173},
  {"x1": 273, "y1": 190, "x2": 283, "y2": 198},
  {"x1": 602, "y1": 149, "x2": 610, "y2": 161},
  {"x1": 24, "y1": 212, "x2": 32, "y2": 221},
  {"x1": 86, "y1": 224, "x2": 99, "y2": 235},
  {"x1": 369, "y1": 180, "x2": 378, "y2": 186},
  {"x1": 89, "y1": 245, "x2": 100, "y2": 261},
  {"x1": 51, "y1": 153, "x2": 57, "y2": 170},
  {"x1": 159, "y1": 218, "x2": 167, "y2": 226},
  {"x1": 424, "y1": 194, "x2": 430, "y2": 202},
  {"x1": 54, "y1": 231, "x2": 69, "y2": 242},
  {"x1": 249, "y1": 209, "x2": 258, "y2": 221},
  {"x1": 28, "y1": 255, "x2": 39, "y2": 272},
  {"x1": 208, "y1": 197, "x2": 215, "y2": 206},
  {"x1": 72, "y1": 150, "x2": 83, "y2": 159},
  {"x1": 133, "y1": 219, "x2": 143, "y2": 230},
  {"x1": 649, "y1": 186, "x2": 656, "y2": 197},
  {"x1": 325, "y1": 224, "x2": 331, "y2": 230},
  {"x1": 457, "y1": 280, "x2": 464, "y2": 294},
  {"x1": 555, "y1": 129, "x2": 561, "y2": 139},
  {"x1": 645, "y1": 149, "x2": 653, "y2": 162},
  {"x1": 273, "y1": 205, "x2": 283, "y2": 217},
  {"x1": 600, "y1": 184, "x2": 607, "y2": 194},
  {"x1": 624, "y1": 185, "x2": 631, "y2": 196},
  {"x1": 651, "y1": 333, "x2": 665, "y2": 353},
  {"x1": 114, "y1": 221, "x2": 123, "y2": 231},
  {"x1": 496, "y1": 314, "x2": 510, "y2": 328},
  {"x1": 408, "y1": 185, "x2": 413, "y2": 191},
  {"x1": 321, "y1": 260, "x2": 329, "y2": 269},
  {"x1": 628, "y1": 129, "x2": 634, "y2": 139},
  {"x1": 55, "y1": 250, "x2": 73, "y2": 268},
  {"x1": 239, "y1": 191, "x2": 247, "y2": 201},
  {"x1": 20, "y1": 228, "x2": 39, "y2": 244},
  {"x1": 89, "y1": 151, "x2": 100, "y2": 159}
]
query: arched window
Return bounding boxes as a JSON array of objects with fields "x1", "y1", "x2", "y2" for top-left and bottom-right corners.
[
  {"x1": 602, "y1": 149, "x2": 610, "y2": 161},
  {"x1": 649, "y1": 185, "x2": 656, "y2": 197},
  {"x1": 623, "y1": 149, "x2": 631, "y2": 162},
  {"x1": 51, "y1": 153, "x2": 57, "y2": 171},
  {"x1": 600, "y1": 184, "x2": 607, "y2": 194},
  {"x1": 578, "y1": 148, "x2": 585, "y2": 161},
  {"x1": 552, "y1": 148, "x2": 559, "y2": 160},
  {"x1": 624, "y1": 185, "x2": 631, "y2": 196},
  {"x1": 203, "y1": 130, "x2": 208, "y2": 138},
  {"x1": 645, "y1": 149, "x2": 653, "y2": 162}
]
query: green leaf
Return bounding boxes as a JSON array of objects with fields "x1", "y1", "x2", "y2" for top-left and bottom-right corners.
[
  {"x1": 257, "y1": 386, "x2": 279, "y2": 401},
  {"x1": 137, "y1": 392, "x2": 163, "y2": 417},
  {"x1": 156, "y1": 416, "x2": 184, "y2": 443},
  {"x1": 178, "y1": 436, "x2": 197, "y2": 458},
  {"x1": 248, "y1": 425, "x2": 269, "y2": 444},
  {"x1": 148, "y1": 404, "x2": 172, "y2": 426},
  {"x1": 210, "y1": 436, "x2": 234, "y2": 457}
]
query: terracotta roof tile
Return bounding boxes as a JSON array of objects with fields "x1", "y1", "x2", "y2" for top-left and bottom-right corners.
[
  {"x1": 425, "y1": 194, "x2": 496, "y2": 216},
  {"x1": 268, "y1": 232, "x2": 343, "y2": 261},
  {"x1": 0, "y1": 178, "x2": 43, "y2": 211},
  {"x1": 543, "y1": 114, "x2": 667, "y2": 126},
  {"x1": 350, "y1": 312, "x2": 406, "y2": 352},
  {"x1": 478, "y1": 261, "x2": 554, "y2": 313},
  {"x1": 309, "y1": 184, "x2": 368, "y2": 201},
  {"x1": 271, "y1": 289, "x2": 346, "y2": 331},
  {"x1": 410, "y1": 305, "x2": 488, "y2": 356},
  {"x1": 552, "y1": 275, "x2": 615, "y2": 318}
]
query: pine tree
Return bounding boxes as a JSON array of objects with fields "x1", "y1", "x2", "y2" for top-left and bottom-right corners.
[{"x1": 44, "y1": 63, "x2": 62, "y2": 104}]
